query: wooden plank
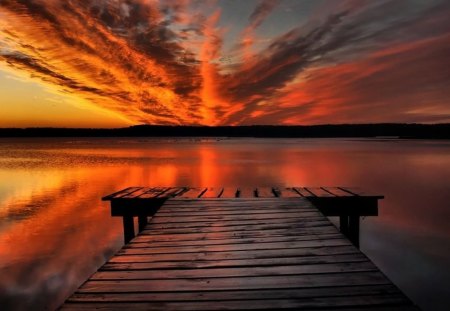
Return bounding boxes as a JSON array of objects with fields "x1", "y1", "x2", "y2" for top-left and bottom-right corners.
[
  {"x1": 339, "y1": 187, "x2": 384, "y2": 198},
  {"x1": 154, "y1": 210, "x2": 317, "y2": 218},
  {"x1": 199, "y1": 187, "x2": 223, "y2": 198},
  {"x1": 155, "y1": 187, "x2": 186, "y2": 197},
  {"x1": 280, "y1": 188, "x2": 302, "y2": 197},
  {"x1": 76, "y1": 271, "x2": 391, "y2": 292},
  {"x1": 272, "y1": 187, "x2": 282, "y2": 197},
  {"x1": 160, "y1": 199, "x2": 313, "y2": 206},
  {"x1": 61, "y1": 295, "x2": 415, "y2": 310},
  {"x1": 220, "y1": 187, "x2": 238, "y2": 198},
  {"x1": 324, "y1": 186, "x2": 355, "y2": 197},
  {"x1": 91, "y1": 261, "x2": 377, "y2": 280},
  {"x1": 140, "y1": 221, "x2": 332, "y2": 236},
  {"x1": 130, "y1": 233, "x2": 345, "y2": 247},
  {"x1": 61, "y1": 296, "x2": 415, "y2": 310},
  {"x1": 160, "y1": 202, "x2": 314, "y2": 210},
  {"x1": 177, "y1": 188, "x2": 207, "y2": 198},
  {"x1": 237, "y1": 187, "x2": 257, "y2": 198},
  {"x1": 138, "y1": 187, "x2": 170, "y2": 199},
  {"x1": 255, "y1": 187, "x2": 275, "y2": 198},
  {"x1": 155, "y1": 207, "x2": 315, "y2": 215},
  {"x1": 148, "y1": 212, "x2": 323, "y2": 224},
  {"x1": 133, "y1": 226, "x2": 341, "y2": 242},
  {"x1": 62, "y1": 294, "x2": 412, "y2": 310},
  {"x1": 154, "y1": 209, "x2": 321, "y2": 217},
  {"x1": 118, "y1": 238, "x2": 351, "y2": 255},
  {"x1": 293, "y1": 187, "x2": 314, "y2": 197},
  {"x1": 144, "y1": 216, "x2": 326, "y2": 230},
  {"x1": 109, "y1": 245, "x2": 360, "y2": 263},
  {"x1": 120, "y1": 187, "x2": 151, "y2": 199},
  {"x1": 102, "y1": 187, "x2": 142, "y2": 200},
  {"x1": 118, "y1": 242, "x2": 353, "y2": 257},
  {"x1": 68, "y1": 284, "x2": 400, "y2": 301},
  {"x1": 304, "y1": 187, "x2": 336, "y2": 197},
  {"x1": 102, "y1": 253, "x2": 369, "y2": 270}
]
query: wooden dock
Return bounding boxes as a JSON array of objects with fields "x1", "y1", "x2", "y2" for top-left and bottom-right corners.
[{"x1": 61, "y1": 187, "x2": 418, "y2": 310}]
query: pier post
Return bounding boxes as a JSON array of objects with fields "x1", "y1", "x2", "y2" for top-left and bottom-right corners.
[
  {"x1": 138, "y1": 215, "x2": 148, "y2": 232},
  {"x1": 122, "y1": 216, "x2": 135, "y2": 244},
  {"x1": 339, "y1": 215, "x2": 349, "y2": 236},
  {"x1": 348, "y1": 215, "x2": 360, "y2": 248}
]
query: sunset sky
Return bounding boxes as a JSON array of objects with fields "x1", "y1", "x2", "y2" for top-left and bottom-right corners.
[{"x1": 0, "y1": 0, "x2": 449, "y2": 127}]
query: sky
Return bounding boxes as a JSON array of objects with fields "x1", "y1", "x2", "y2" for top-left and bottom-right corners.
[{"x1": 0, "y1": 0, "x2": 449, "y2": 127}]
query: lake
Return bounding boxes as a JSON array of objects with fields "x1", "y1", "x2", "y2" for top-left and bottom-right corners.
[{"x1": 0, "y1": 138, "x2": 449, "y2": 310}]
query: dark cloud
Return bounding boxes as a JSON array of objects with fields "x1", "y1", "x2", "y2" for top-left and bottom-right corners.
[
  {"x1": 248, "y1": 0, "x2": 281, "y2": 28},
  {"x1": 220, "y1": 0, "x2": 450, "y2": 124}
]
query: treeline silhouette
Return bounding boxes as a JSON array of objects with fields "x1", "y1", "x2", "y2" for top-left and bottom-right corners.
[{"x1": 0, "y1": 124, "x2": 449, "y2": 139}]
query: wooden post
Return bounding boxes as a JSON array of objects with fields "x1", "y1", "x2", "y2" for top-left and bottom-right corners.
[
  {"x1": 348, "y1": 215, "x2": 360, "y2": 248},
  {"x1": 339, "y1": 215, "x2": 349, "y2": 236},
  {"x1": 138, "y1": 215, "x2": 148, "y2": 232},
  {"x1": 122, "y1": 216, "x2": 135, "y2": 244}
]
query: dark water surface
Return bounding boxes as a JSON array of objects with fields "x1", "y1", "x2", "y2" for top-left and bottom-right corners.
[{"x1": 0, "y1": 138, "x2": 449, "y2": 310}]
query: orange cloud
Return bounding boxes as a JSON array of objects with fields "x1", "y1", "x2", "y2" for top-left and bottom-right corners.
[{"x1": 1, "y1": 0, "x2": 449, "y2": 126}]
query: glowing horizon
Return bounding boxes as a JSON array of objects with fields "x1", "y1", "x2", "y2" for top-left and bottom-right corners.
[{"x1": 1, "y1": 0, "x2": 449, "y2": 127}]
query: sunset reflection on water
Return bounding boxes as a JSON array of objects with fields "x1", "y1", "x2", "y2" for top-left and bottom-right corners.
[{"x1": 0, "y1": 138, "x2": 449, "y2": 310}]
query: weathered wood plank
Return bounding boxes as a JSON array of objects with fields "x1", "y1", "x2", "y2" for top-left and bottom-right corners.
[
  {"x1": 255, "y1": 187, "x2": 275, "y2": 197},
  {"x1": 155, "y1": 187, "x2": 186, "y2": 197},
  {"x1": 109, "y1": 245, "x2": 361, "y2": 263},
  {"x1": 118, "y1": 238, "x2": 351, "y2": 255},
  {"x1": 339, "y1": 187, "x2": 384, "y2": 198},
  {"x1": 155, "y1": 208, "x2": 317, "y2": 217},
  {"x1": 154, "y1": 209, "x2": 322, "y2": 218},
  {"x1": 159, "y1": 203, "x2": 314, "y2": 211},
  {"x1": 140, "y1": 221, "x2": 332, "y2": 236},
  {"x1": 304, "y1": 187, "x2": 336, "y2": 197},
  {"x1": 293, "y1": 187, "x2": 313, "y2": 197},
  {"x1": 62, "y1": 294, "x2": 412, "y2": 310},
  {"x1": 120, "y1": 187, "x2": 151, "y2": 199},
  {"x1": 77, "y1": 271, "x2": 390, "y2": 292},
  {"x1": 130, "y1": 233, "x2": 345, "y2": 247},
  {"x1": 102, "y1": 253, "x2": 368, "y2": 270},
  {"x1": 68, "y1": 284, "x2": 400, "y2": 302},
  {"x1": 177, "y1": 187, "x2": 207, "y2": 198},
  {"x1": 102, "y1": 187, "x2": 142, "y2": 200},
  {"x1": 281, "y1": 187, "x2": 303, "y2": 197},
  {"x1": 142, "y1": 216, "x2": 326, "y2": 230},
  {"x1": 220, "y1": 187, "x2": 238, "y2": 198},
  {"x1": 237, "y1": 187, "x2": 257, "y2": 198},
  {"x1": 138, "y1": 187, "x2": 169, "y2": 199},
  {"x1": 91, "y1": 261, "x2": 377, "y2": 280},
  {"x1": 133, "y1": 226, "x2": 341, "y2": 242},
  {"x1": 148, "y1": 212, "x2": 325, "y2": 224},
  {"x1": 200, "y1": 187, "x2": 223, "y2": 198},
  {"x1": 324, "y1": 186, "x2": 356, "y2": 197}
]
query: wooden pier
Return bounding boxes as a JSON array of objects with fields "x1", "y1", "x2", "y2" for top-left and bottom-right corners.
[{"x1": 61, "y1": 187, "x2": 418, "y2": 310}]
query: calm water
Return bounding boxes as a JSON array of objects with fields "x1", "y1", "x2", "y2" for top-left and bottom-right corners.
[{"x1": 0, "y1": 138, "x2": 449, "y2": 310}]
